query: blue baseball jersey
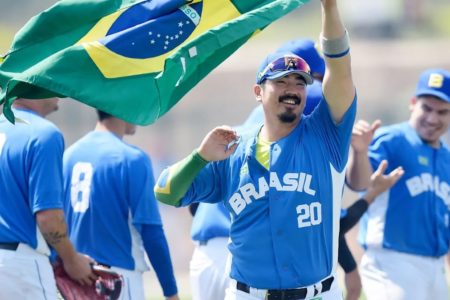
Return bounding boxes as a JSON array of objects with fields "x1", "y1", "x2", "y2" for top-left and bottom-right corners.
[
  {"x1": 180, "y1": 97, "x2": 357, "y2": 289},
  {"x1": 63, "y1": 131, "x2": 162, "y2": 270},
  {"x1": 191, "y1": 202, "x2": 230, "y2": 241},
  {"x1": 445, "y1": 129, "x2": 450, "y2": 146},
  {"x1": 0, "y1": 109, "x2": 64, "y2": 252},
  {"x1": 190, "y1": 122, "x2": 265, "y2": 242},
  {"x1": 358, "y1": 123, "x2": 450, "y2": 257}
]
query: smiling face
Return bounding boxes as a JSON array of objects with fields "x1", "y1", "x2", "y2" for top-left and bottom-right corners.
[
  {"x1": 254, "y1": 73, "x2": 307, "y2": 126},
  {"x1": 409, "y1": 95, "x2": 450, "y2": 147}
]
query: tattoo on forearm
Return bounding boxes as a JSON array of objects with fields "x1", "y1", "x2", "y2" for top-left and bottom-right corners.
[
  {"x1": 38, "y1": 211, "x2": 69, "y2": 246},
  {"x1": 43, "y1": 231, "x2": 67, "y2": 246}
]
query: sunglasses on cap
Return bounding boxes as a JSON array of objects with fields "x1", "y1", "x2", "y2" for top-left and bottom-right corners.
[{"x1": 257, "y1": 55, "x2": 313, "y2": 85}]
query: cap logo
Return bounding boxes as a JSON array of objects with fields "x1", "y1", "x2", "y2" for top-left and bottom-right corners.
[
  {"x1": 428, "y1": 73, "x2": 444, "y2": 88},
  {"x1": 285, "y1": 57, "x2": 298, "y2": 70},
  {"x1": 257, "y1": 71, "x2": 264, "y2": 81}
]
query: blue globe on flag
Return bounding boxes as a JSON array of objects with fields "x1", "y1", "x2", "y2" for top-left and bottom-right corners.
[{"x1": 101, "y1": 0, "x2": 203, "y2": 59}]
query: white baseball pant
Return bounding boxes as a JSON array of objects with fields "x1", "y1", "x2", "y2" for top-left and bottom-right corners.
[
  {"x1": 0, "y1": 243, "x2": 57, "y2": 299},
  {"x1": 110, "y1": 266, "x2": 145, "y2": 300},
  {"x1": 360, "y1": 248, "x2": 448, "y2": 300},
  {"x1": 190, "y1": 237, "x2": 230, "y2": 300}
]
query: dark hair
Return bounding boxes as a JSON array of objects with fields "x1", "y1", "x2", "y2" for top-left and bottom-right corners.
[{"x1": 96, "y1": 109, "x2": 113, "y2": 121}]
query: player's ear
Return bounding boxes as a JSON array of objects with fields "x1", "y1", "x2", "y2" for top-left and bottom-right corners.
[
  {"x1": 254, "y1": 84, "x2": 263, "y2": 103},
  {"x1": 409, "y1": 96, "x2": 418, "y2": 112}
]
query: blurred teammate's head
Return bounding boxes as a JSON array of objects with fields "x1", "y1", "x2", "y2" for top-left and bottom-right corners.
[
  {"x1": 409, "y1": 69, "x2": 450, "y2": 147},
  {"x1": 13, "y1": 97, "x2": 59, "y2": 117},
  {"x1": 96, "y1": 110, "x2": 137, "y2": 136}
]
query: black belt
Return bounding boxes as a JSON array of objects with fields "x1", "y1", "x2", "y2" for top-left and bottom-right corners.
[
  {"x1": 0, "y1": 242, "x2": 19, "y2": 251},
  {"x1": 237, "y1": 276, "x2": 334, "y2": 300}
]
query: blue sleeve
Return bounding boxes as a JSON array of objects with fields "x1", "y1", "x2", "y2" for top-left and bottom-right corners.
[
  {"x1": 30, "y1": 127, "x2": 64, "y2": 213},
  {"x1": 180, "y1": 160, "x2": 226, "y2": 206},
  {"x1": 129, "y1": 153, "x2": 162, "y2": 225},
  {"x1": 307, "y1": 94, "x2": 357, "y2": 171},
  {"x1": 140, "y1": 224, "x2": 178, "y2": 297},
  {"x1": 191, "y1": 202, "x2": 231, "y2": 241}
]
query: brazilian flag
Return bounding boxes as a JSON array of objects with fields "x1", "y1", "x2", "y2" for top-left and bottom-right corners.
[{"x1": 0, "y1": 0, "x2": 309, "y2": 125}]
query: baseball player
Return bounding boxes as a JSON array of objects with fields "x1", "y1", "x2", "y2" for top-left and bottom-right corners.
[
  {"x1": 338, "y1": 163, "x2": 403, "y2": 300},
  {"x1": 338, "y1": 119, "x2": 381, "y2": 300},
  {"x1": 347, "y1": 69, "x2": 450, "y2": 300},
  {"x1": 63, "y1": 110, "x2": 179, "y2": 300},
  {"x1": 155, "y1": 0, "x2": 356, "y2": 299},
  {"x1": 0, "y1": 98, "x2": 95, "y2": 299},
  {"x1": 444, "y1": 129, "x2": 450, "y2": 146},
  {"x1": 188, "y1": 38, "x2": 326, "y2": 300},
  {"x1": 189, "y1": 201, "x2": 232, "y2": 300}
]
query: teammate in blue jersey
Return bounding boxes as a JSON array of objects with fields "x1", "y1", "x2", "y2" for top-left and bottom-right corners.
[
  {"x1": 347, "y1": 69, "x2": 450, "y2": 300},
  {"x1": 63, "y1": 110, "x2": 179, "y2": 300},
  {"x1": 155, "y1": 0, "x2": 356, "y2": 299},
  {"x1": 190, "y1": 201, "x2": 232, "y2": 300},
  {"x1": 338, "y1": 118, "x2": 406, "y2": 300},
  {"x1": 188, "y1": 38, "x2": 326, "y2": 300},
  {"x1": 445, "y1": 129, "x2": 450, "y2": 145},
  {"x1": 0, "y1": 98, "x2": 95, "y2": 299}
]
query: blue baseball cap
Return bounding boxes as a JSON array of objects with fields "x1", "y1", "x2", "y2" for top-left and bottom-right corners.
[
  {"x1": 256, "y1": 52, "x2": 313, "y2": 85},
  {"x1": 303, "y1": 81, "x2": 322, "y2": 115},
  {"x1": 415, "y1": 69, "x2": 450, "y2": 102},
  {"x1": 276, "y1": 39, "x2": 325, "y2": 78}
]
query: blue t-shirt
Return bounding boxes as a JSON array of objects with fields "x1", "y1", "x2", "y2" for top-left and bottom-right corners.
[
  {"x1": 191, "y1": 202, "x2": 230, "y2": 241},
  {"x1": 180, "y1": 97, "x2": 357, "y2": 289},
  {"x1": 63, "y1": 131, "x2": 162, "y2": 270},
  {"x1": 0, "y1": 109, "x2": 64, "y2": 251},
  {"x1": 358, "y1": 122, "x2": 450, "y2": 257}
]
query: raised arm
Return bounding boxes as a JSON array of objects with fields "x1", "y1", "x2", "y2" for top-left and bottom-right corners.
[
  {"x1": 346, "y1": 120, "x2": 381, "y2": 190},
  {"x1": 155, "y1": 126, "x2": 239, "y2": 206},
  {"x1": 321, "y1": 0, "x2": 355, "y2": 122}
]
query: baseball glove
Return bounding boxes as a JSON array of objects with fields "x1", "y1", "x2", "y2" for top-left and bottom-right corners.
[{"x1": 53, "y1": 258, "x2": 123, "y2": 300}]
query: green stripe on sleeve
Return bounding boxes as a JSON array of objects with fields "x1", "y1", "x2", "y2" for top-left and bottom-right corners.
[{"x1": 154, "y1": 150, "x2": 209, "y2": 206}]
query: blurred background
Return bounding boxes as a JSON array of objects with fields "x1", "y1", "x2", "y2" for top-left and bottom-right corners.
[{"x1": 1, "y1": 0, "x2": 450, "y2": 299}]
